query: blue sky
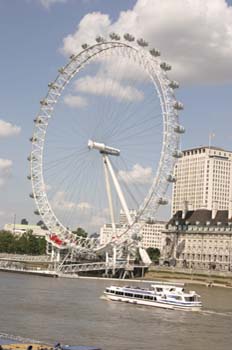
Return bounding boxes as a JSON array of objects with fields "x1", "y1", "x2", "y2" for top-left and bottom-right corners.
[{"x1": 0, "y1": 0, "x2": 232, "y2": 230}]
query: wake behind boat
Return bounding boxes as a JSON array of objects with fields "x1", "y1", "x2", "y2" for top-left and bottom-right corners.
[{"x1": 103, "y1": 283, "x2": 202, "y2": 311}]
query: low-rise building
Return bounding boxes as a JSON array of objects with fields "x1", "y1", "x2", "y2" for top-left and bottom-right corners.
[
  {"x1": 4, "y1": 224, "x2": 48, "y2": 238},
  {"x1": 141, "y1": 220, "x2": 166, "y2": 250},
  {"x1": 100, "y1": 209, "x2": 166, "y2": 250},
  {"x1": 162, "y1": 208, "x2": 232, "y2": 272}
]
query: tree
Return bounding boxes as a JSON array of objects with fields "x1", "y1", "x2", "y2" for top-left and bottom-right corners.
[
  {"x1": 0, "y1": 230, "x2": 47, "y2": 255},
  {"x1": 146, "y1": 247, "x2": 161, "y2": 263},
  {"x1": 21, "y1": 218, "x2": 28, "y2": 225},
  {"x1": 72, "y1": 227, "x2": 88, "y2": 238}
]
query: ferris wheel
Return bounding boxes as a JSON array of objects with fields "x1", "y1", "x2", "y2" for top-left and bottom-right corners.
[{"x1": 28, "y1": 33, "x2": 184, "y2": 256}]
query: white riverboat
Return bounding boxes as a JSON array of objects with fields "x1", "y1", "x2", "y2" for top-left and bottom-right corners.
[{"x1": 103, "y1": 283, "x2": 202, "y2": 311}]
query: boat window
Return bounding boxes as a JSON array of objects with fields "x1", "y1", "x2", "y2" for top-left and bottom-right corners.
[
  {"x1": 153, "y1": 297, "x2": 157, "y2": 301},
  {"x1": 115, "y1": 291, "x2": 123, "y2": 295},
  {"x1": 144, "y1": 295, "x2": 152, "y2": 300},
  {"x1": 156, "y1": 288, "x2": 163, "y2": 292},
  {"x1": 125, "y1": 293, "x2": 133, "y2": 297},
  {"x1": 134, "y1": 294, "x2": 143, "y2": 299},
  {"x1": 185, "y1": 296, "x2": 195, "y2": 302},
  {"x1": 170, "y1": 295, "x2": 182, "y2": 300}
]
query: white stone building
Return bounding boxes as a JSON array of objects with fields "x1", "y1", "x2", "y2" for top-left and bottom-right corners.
[
  {"x1": 172, "y1": 146, "x2": 232, "y2": 215},
  {"x1": 141, "y1": 221, "x2": 166, "y2": 250},
  {"x1": 4, "y1": 223, "x2": 48, "y2": 237},
  {"x1": 100, "y1": 209, "x2": 166, "y2": 250},
  {"x1": 163, "y1": 209, "x2": 232, "y2": 272}
]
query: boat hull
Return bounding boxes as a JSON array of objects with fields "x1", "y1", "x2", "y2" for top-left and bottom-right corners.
[{"x1": 104, "y1": 293, "x2": 202, "y2": 311}]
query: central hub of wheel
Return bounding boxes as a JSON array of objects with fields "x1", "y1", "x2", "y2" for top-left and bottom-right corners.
[{"x1": 88, "y1": 140, "x2": 120, "y2": 156}]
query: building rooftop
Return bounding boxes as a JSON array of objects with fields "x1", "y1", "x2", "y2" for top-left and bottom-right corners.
[
  {"x1": 182, "y1": 145, "x2": 232, "y2": 154},
  {"x1": 169, "y1": 209, "x2": 232, "y2": 227}
]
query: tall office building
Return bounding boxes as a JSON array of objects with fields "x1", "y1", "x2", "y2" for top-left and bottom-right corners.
[{"x1": 172, "y1": 146, "x2": 232, "y2": 215}]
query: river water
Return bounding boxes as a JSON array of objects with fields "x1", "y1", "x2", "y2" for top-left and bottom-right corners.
[{"x1": 0, "y1": 272, "x2": 232, "y2": 350}]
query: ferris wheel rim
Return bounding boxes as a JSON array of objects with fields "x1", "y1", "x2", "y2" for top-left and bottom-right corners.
[{"x1": 29, "y1": 37, "x2": 183, "y2": 250}]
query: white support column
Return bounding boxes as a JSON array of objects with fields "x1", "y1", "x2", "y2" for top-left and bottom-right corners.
[
  {"x1": 104, "y1": 155, "x2": 133, "y2": 226},
  {"x1": 102, "y1": 154, "x2": 116, "y2": 233}
]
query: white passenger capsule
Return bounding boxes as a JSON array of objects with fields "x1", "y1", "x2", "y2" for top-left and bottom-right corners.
[
  {"x1": 167, "y1": 174, "x2": 176, "y2": 183},
  {"x1": 169, "y1": 80, "x2": 179, "y2": 89},
  {"x1": 150, "y1": 48, "x2": 161, "y2": 57},
  {"x1": 123, "y1": 33, "x2": 135, "y2": 41},
  {"x1": 173, "y1": 150, "x2": 183, "y2": 158},
  {"x1": 109, "y1": 32, "x2": 121, "y2": 40},
  {"x1": 173, "y1": 101, "x2": 184, "y2": 110},
  {"x1": 137, "y1": 38, "x2": 148, "y2": 47},
  {"x1": 174, "y1": 125, "x2": 185, "y2": 134},
  {"x1": 58, "y1": 67, "x2": 66, "y2": 74},
  {"x1": 82, "y1": 43, "x2": 88, "y2": 49},
  {"x1": 158, "y1": 198, "x2": 168, "y2": 205},
  {"x1": 160, "y1": 62, "x2": 172, "y2": 71},
  {"x1": 40, "y1": 99, "x2": 48, "y2": 106},
  {"x1": 96, "y1": 36, "x2": 105, "y2": 43}
]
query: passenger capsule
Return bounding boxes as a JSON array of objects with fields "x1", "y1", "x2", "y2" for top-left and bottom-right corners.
[
  {"x1": 48, "y1": 82, "x2": 58, "y2": 89},
  {"x1": 82, "y1": 43, "x2": 88, "y2": 49},
  {"x1": 95, "y1": 36, "x2": 105, "y2": 43},
  {"x1": 160, "y1": 62, "x2": 172, "y2": 71},
  {"x1": 29, "y1": 137, "x2": 37, "y2": 142},
  {"x1": 58, "y1": 67, "x2": 66, "y2": 74},
  {"x1": 29, "y1": 193, "x2": 34, "y2": 199},
  {"x1": 34, "y1": 117, "x2": 43, "y2": 124},
  {"x1": 167, "y1": 174, "x2": 176, "y2": 183},
  {"x1": 158, "y1": 198, "x2": 168, "y2": 205},
  {"x1": 173, "y1": 150, "x2": 183, "y2": 158},
  {"x1": 137, "y1": 38, "x2": 148, "y2": 47},
  {"x1": 40, "y1": 99, "x2": 48, "y2": 106},
  {"x1": 123, "y1": 33, "x2": 135, "y2": 42},
  {"x1": 174, "y1": 125, "x2": 185, "y2": 134},
  {"x1": 27, "y1": 175, "x2": 31, "y2": 180},
  {"x1": 169, "y1": 80, "x2": 179, "y2": 89},
  {"x1": 69, "y1": 54, "x2": 75, "y2": 60},
  {"x1": 34, "y1": 210, "x2": 40, "y2": 215},
  {"x1": 173, "y1": 101, "x2": 184, "y2": 110},
  {"x1": 109, "y1": 32, "x2": 121, "y2": 40},
  {"x1": 150, "y1": 48, "x2": 161, "y2": 57}
]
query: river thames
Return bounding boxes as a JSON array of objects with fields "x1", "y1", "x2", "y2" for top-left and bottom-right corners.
[{"x1": 0, "y1": 272, "x2": 232, "y2": 350}]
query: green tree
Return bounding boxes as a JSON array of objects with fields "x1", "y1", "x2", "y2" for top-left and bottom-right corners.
[
  {"x1": 146, "y1": 247, "x2": 160, "y2": 263},
  {"x1": 0, "y1": 231, "x2": 15, "y2": 253},
  {"x1": 0, "y1": 230, "x2": 47, "y2": 255},
  {"x1": 72, "y1": 227, "x2": 88, "y2": 238}
]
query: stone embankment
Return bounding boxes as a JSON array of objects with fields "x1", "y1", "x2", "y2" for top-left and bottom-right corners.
[{"x1": 144, "y1": 266, "x2": 232, "y2": 288}]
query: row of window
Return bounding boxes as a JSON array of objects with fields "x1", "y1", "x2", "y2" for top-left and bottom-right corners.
[{"x1": 106, "y1": 289, "x2": 157, "y2": 301}]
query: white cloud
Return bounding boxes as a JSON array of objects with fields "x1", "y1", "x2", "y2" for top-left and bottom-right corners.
[
  {"x1": 89, "y1": 214, "x2": 107, "y2": 228},
  {"x1": 61, "y1": 0, "x2": 232, "y2": 84},
  {"x1": 0, "y1": 119, "x2": 21, "y2": 138},
  {"x1": 118, "y1": 163, "x2": 153, "y2": 184},
  {"x1": 0, "y1": 159, "x2": 13, "y2": 187},
  {"x1": 64, "y1": 94, "x2": 87, "y2": 108},
  {"x1": 52, "y1": 191, "x2": 92, "y2": 211},
  {"x1": 61, "y1": 12, "x2": 111, "y2": 55},
  {"x1": 39, "y1": 0, "x2": 66, "y2": 9},
  {"x1": 74, "y1": 75, "x2": 144, "y2": 102}
]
